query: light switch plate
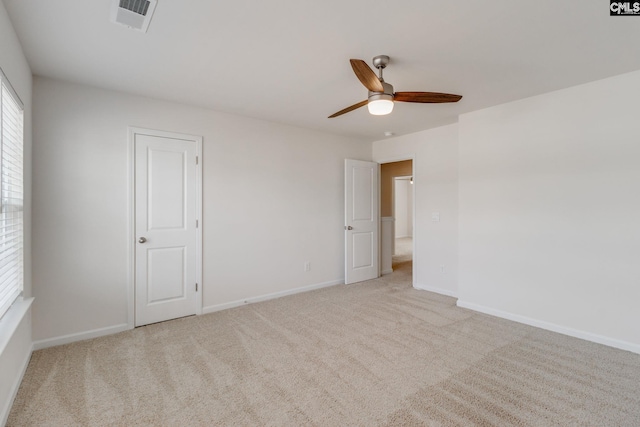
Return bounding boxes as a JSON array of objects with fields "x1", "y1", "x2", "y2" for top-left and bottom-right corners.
[{"x1": 432, "y1": 212, "x2": 440, "y2": 222}]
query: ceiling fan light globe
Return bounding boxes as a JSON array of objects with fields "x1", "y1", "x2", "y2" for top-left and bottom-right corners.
[{"x1": 368, "y1": 99, "x2": 394, "y2": 115}]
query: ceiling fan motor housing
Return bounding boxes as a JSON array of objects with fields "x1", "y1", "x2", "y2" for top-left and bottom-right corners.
[{"x1": 368, "y1": 81, "x2": 394, "y2": 102}]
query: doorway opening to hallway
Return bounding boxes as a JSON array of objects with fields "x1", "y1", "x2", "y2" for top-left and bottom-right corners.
[{"x1": 379, "y1": 159, "x2": 414, "y2": 284}]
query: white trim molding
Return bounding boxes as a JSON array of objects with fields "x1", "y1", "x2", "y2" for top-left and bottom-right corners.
[
  {"x1": 203, "y1": 279, "x2": 344, "y2": 314},
  {"x1": 33, "y1": 323, "x2": 130, "y2": 351},
  {"x1": 457, "y1": 300, "x2": 640, "y2": 355}
]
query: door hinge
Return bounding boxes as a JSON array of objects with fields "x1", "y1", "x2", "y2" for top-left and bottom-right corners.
[
  {"x1": 196, "y1": 283, "x2": 198, "y2": 292},
  {"x1": 196, "y1": 156, "x2": 199, "y2": 165},
  {"x1": 196, "y1": 219, "x2": 199, "y2": 228}
]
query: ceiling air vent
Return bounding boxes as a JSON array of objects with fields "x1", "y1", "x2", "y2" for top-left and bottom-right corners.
[{"x1": 111, "y1": 0, "x2": 158, "y2": 33}]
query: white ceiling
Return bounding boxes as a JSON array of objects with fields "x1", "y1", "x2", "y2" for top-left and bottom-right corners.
[{"x1": 5, "y1": 0, "x2": 640, "y2": 141}]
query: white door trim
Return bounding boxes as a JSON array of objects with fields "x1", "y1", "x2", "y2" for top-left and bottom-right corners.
[
  {"x1": 376, "y1": 155, "x2": 416, "y2": 288},
  {"x1": 127, "y1": 127, "x2": 203, "y2": 329}
]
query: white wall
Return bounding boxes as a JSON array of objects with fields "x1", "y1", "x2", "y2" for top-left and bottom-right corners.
[
  {"x1": 32, "y1": 77, "x2": 370, "y2": 343},
  {"x1": 394, "y1": 178, "x2": 413, "y2": 239},
  {"x1": 373, "y1": 124, "x2": 458, "y2": 297},
  {"x1": 0, "y1": 1, "x2": 33, "y2": 423},
  {"x1": 457, "y1": 70, "x2": 640, "y2": 352}
]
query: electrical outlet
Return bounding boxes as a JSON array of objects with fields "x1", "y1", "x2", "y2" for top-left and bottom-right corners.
[{"x1": 304, "y1": 261, "x2": 311, "y2": 272}]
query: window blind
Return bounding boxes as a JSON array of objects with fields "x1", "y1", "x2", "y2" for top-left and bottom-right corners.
[{"x1": 0, "y1": 74, "x2": 24, "y2": 320}]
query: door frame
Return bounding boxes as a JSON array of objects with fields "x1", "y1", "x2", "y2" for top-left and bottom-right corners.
[
  {"x1": 376, "y1": 155, "x2": 416, "y2": 287},
  {"x1": 127, "y1": 126, "x2": 203, "y2": 329}
]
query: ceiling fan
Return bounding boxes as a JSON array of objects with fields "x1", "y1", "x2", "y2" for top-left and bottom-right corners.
[{"x1": 329, "y1": 55, "x2": 462, "y2": 118}]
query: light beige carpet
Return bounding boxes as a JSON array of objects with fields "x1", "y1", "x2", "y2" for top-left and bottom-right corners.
[{"x1": 8, "y1": 260, "x2": 640, "y2": 426}]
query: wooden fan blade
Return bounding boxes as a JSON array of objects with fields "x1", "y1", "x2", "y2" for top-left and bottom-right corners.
[
  {"x1": 350, "y1": 59, "x2": 384, "y2": 92},
  {"x1": 328, "y1": 100, "x2": 368, "y2": 118},
  {"x1": 394, "y1": 92, "x2": 462, "y2": 103}
]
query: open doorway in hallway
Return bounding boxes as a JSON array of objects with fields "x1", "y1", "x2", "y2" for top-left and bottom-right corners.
[
  {"x1": 379, "y1": 159, "x2": 413, "y2": 284},
  {"x1": 393, "y1": 176, "x2": 413, "y2": 271}
]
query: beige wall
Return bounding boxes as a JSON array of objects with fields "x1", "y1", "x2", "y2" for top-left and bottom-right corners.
[
  {"x1": 31, "y1": 77, "x2": 371, "y2": 343},
  {"x1": 457, "y1": 69, "x2": 640, "y2": 352},
  {"x1": 380, "y1": 160, "x2": 412, "y2": 217}
]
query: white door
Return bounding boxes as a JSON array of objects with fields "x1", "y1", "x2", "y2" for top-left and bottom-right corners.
[
  {"x1": 134, "y1": 129, "x2": 201, "y2": 326},
  {"x1": 345, "y1": 159, "x2": 379, "y2": 284}
]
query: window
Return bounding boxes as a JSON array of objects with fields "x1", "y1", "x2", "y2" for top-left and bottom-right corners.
[{"x1": 0, "y1": 70, "x2": 24, "y2": 320}]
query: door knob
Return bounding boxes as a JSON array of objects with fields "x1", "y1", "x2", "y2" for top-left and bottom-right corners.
[
  {"x1": 138, "y1": 237, "x2": 147, "y2": 243},
  {"x1": 345, "y1": 226, "x2": 353, "y2": 230}
]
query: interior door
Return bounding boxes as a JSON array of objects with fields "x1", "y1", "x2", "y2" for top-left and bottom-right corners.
[
  {"x1": 345, "y1": 159, "x2": 379, "y2": 284},
  {"x1": 134, "y1": 130, "x2": 199, "y2": 326}
]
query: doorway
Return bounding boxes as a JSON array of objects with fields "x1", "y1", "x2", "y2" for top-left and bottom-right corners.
[
  {"x1": 379, "y1": 159, "x2": 414, "y2": 284},
  {"x1": 129, "y1": 127, "x2": 203, "y2": 327},
  {"x1": 393, "y1": 176, "x2": 413, "y2": 270}
]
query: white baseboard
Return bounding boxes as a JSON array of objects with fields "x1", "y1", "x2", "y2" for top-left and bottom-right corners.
[
  {"x1": 456, "y1": 300, "x2": 640, "y2": 355},
  {"x1": 1, "y1": 342, "x2": 33, "y2": 427},
  {"x1": 414, "y1": 284, "x2": 457, "y2": 298},
  {"x1": 33, "y1": 279, "x2": 345, "y2": 348},
  {"x1": 381, "y1": 269, "x2": 393, "y2": 275},
  {"x1": 33, "y1": 323, "x2": 131, "y2": 351},
  {"x1": 203, "y1": 279, "x2": 344, "y2": 314}
]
